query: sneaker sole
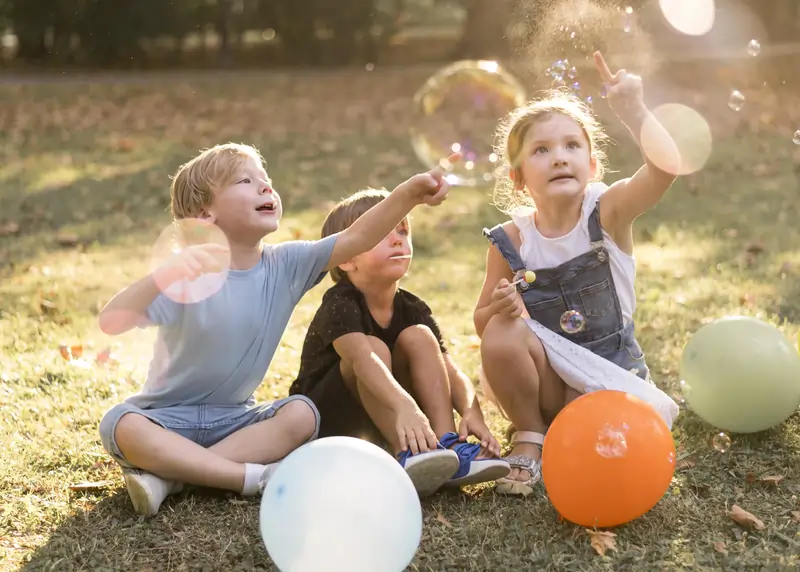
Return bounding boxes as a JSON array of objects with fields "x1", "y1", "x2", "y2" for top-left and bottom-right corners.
[
  {"x1": 445, "y1": 461, "x2": 512, "y2": 488},
  {"x1": 123, "y1": 472, "x2": 157, "y2": 516},
  {"x1": 404, "y1": 451, "x2": 460, "y2": 498}
]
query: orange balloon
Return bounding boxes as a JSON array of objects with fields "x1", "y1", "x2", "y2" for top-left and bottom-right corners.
[{"x1": 541, "y1": 390, "x2": 676, "y2": 528}]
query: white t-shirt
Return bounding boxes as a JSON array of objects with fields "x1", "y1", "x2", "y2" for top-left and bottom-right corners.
[{"x1": 510, "y1": 182, "x2": 637, "y2": 325}]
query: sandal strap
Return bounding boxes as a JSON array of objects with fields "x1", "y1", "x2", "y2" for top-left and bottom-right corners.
[
  {"x1": 510, "y1": 430, "x2": 545, "y2": 447},
  {"x1": 505, "y1": 454, "x2": 538, "y2": 471}
]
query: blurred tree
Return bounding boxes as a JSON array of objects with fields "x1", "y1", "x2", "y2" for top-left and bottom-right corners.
[{"x1": 446, "y1": 0, "x2": 512, "y2": 59}]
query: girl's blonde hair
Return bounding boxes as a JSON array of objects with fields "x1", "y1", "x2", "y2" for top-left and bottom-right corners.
[
  {"x1": 493, "y1": 89, "x2": 609, "y2": 214},
  {"x1": 170, "y1": 143, "x2": 265, "y2": 219}
]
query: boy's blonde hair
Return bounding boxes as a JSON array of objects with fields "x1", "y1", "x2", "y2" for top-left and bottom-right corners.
[
  {"x1": 169, "y1": 143, "x2": 265, "y2": 219},
  {"x1": 321, "y1": 188, "x2": 410, "y2": 283},
  {"x1": 493, "y1": 89, "x2": 609, "y2": 214}
]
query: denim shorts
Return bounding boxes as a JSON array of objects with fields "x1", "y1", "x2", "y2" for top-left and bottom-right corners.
[{"x1": 98, "y1": 395, "x2": 320, "y2": 469}]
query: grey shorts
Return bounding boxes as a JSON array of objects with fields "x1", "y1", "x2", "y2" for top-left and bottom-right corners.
[{"x1": 98, "y1": 395, "x2": 320, "y2": 469}]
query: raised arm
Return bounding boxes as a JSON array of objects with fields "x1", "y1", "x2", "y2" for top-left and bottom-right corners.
[
  {"x1": 593, "y1": 51, "x2": 679, "y2": 234},
  {"x1": 325, "y1": 153, "x2": 460, "y2": 272}
]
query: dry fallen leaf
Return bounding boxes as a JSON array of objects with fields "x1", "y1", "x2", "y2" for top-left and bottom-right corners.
[
  {"x1": 586, "y1": 529, "x2": 617, "y2": 556},
  {"x1": 95, "y1": 347, "x2": 119, "y2": 367},
  {"x1": 713, "y1": 541, "x2": 728, "y2": 555},
  {"x1": 676, "y1": 458, "x2": 696, "y2": 471},
  {"x1": 435, "y1": 512, "x2": 451, "y2": 527},
  {"x1": 59, "y1": 344, "x2": 84, "y2": 360},
  {"x1": 729, "y1": 504, "x2": 765, "y2": 531},
  {"x1": 68, "y1": 480, "x2": 115, "y2": 491},
  {"x1": 791, "y1": 511, "x2": 800, "y2": 523},
  {"x1": 759, "y1": 475, "x2": 785, "y2": 486}
]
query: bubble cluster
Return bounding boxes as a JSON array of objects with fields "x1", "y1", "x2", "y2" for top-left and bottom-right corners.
[
  {"x1": 712, "y1": 432, "x2": 731, "y2": 453},
  {"x1": 560, "y1": 310, "x2": 586, "y2": 334},
  {"x1": 410, "y1": 60, "x2": 526, "y2": 187},
  {"x1": 728, "y1": 90, "x2": 745, "y2": 112},
  {"x1": 546, "y1": 58, "x2": 590, "y2": 103}
]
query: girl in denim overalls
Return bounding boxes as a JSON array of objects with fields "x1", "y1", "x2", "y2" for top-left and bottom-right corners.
[{"x1": 473, "y1": 52, "x2": 681, "y2": 496}]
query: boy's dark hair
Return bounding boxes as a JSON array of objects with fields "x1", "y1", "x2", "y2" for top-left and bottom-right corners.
[{"x1": 321, "y1": 188, "x2": 409, "y2": 283}]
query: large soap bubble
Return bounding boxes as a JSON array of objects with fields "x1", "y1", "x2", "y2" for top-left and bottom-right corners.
[{"x1": 410, "y1": 60, "x2": 526, "y2": 187}]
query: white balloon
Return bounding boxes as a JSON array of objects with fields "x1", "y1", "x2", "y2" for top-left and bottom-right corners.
[{"x1": 260, "y1": 437, "x2": 423, "y2": 572}]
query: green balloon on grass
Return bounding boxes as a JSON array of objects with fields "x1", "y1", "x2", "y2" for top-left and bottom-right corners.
[{"x1": 680, "y1": 316, "x2": 800, "y2": 434}]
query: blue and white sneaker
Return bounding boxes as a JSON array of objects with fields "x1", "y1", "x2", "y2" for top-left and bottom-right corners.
[
  {"x1": 397, "y1": 446, "x2": 459, "y2": 497},
  {"x1": 438, "y1": 432, "x2": 511, "y2": 488}
]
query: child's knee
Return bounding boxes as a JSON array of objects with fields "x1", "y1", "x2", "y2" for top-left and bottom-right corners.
[
  {"x1": 275, "y1": 397, "x2": 320, "y2": 442},
  {"x1": 395, "y1": 324, "x2": 439, "y2": 355},
  {"x1": 481, "y1": 315, "x2": 533, "y2": 362}
]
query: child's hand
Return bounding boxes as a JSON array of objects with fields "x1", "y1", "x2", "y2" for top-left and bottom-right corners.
[
  {"x1": 489, "y1": 278, "x2": 525, "y2": 319},
  {"x1": 395, "y1": 152, "x2": 462, "y2": 207},
  {"x1": 458, "y1": 412, "x2": 502, "y2": 457},
  {"x1": 154, "y1": 243, "x2": 230, "y2": 287},
  {"x1": 594, "y1": 51, "x2": 646, "y2": 126},
  {"x1": 395, "y1": 401, "x2": 439, "y2": 455}
]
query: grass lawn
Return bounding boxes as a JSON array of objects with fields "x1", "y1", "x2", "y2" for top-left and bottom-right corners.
[{"x1": 2, "y1": 63, "x2": 800, "y2": 571}]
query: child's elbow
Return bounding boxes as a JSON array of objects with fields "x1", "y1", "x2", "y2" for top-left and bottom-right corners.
[{"x1": 97, "y1": 310, "x2": 131, "y2": 336}]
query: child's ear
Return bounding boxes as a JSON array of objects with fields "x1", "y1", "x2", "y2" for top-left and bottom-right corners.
[
  {"x1": 338, "y1": 261, "x2": 356, "y2": 274},
  {"x1": 199, "y1": 208, "x2": 217, "y2": 224},
  {"x1": 589, "y1": 154, "x2": 598, "y2": 180}
]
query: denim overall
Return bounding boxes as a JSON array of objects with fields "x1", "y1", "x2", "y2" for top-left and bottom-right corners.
[{"x1": 484, "y1": 200, "x2": 650, "y2": 380}]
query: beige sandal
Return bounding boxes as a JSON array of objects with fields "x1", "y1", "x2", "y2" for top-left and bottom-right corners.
[{"x1": 495, "y1": 430, "x2": 545, "y2": 497}]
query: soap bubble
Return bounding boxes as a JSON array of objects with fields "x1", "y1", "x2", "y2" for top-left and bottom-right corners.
[
  {"x1": 747, "y1": 39, "x2": 761, "y2": 57},
  {"x1": 560, "y1": 310, "x2": 586, "y2": 334},
  {"x1": 728, "y1": 90, "x2": 745, "y2": 112},
  {"x1": 640, "y1": 103, "x2": 712, "y2": 176},
  {"x1": 150, "y1": 218, "x2": 231, "y2": 304},
  {"x1": 793, "y1": 130, "x2": 800, "y2": 145},
  {"x1": 712, "y1": 432, "x2": 731, "y2": 453},
  {"x1": 410, "y1": 60, "x2": 526, "y2": 187}
]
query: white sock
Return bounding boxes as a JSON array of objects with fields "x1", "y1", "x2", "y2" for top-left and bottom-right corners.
[{"x1": 242, "y1": 463, "x2": 268, "y2": 496}]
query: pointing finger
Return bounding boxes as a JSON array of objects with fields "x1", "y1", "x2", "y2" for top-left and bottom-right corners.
[{"x1": 593, "y1": 51, "x2": 615, "y2": 85}]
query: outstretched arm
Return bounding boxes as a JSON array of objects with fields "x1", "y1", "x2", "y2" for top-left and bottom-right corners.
[
  {"x1": 594, "y1": 51, "x2": 679, "y2": 232},
  {"x1": 325, "y1": 153, "x2": 460, "y2": 272}
]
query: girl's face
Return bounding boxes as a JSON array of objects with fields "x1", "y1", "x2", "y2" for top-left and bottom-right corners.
[{"x1": 515, "y1": 113, "x2": 596, "y2": 204}]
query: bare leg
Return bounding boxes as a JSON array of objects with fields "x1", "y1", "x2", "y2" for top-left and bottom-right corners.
[
  {"x1": 392, "y1": 325, "x2": 456, "y2": 437},
  {"x1": 340, "y1": 336, "x2": 404, "y2": 454},
  {"x1": 480, "y1": 314, "x2": 572, "y2": 482},
  {"x1": 114, "y1": 399, "x2": 316, "y2": 492},
  {"x1": 115, "y1": 414, "x2": 245, "y2": 492},
  {"x1": 209, "y1": 399, "x2": 317, "y2": 463}
]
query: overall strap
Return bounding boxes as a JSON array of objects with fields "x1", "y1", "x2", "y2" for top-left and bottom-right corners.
[
  {"x1": 587, "y1": 199, "x2": 607, "y2": 260},
  {"x1": 482, "y1": 224, "x2": 526, "y2": 273}
]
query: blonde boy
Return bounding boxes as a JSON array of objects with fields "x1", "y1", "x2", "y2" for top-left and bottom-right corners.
[{"x1": 98, "y1": 143, "x2": 456, "y2": 516}]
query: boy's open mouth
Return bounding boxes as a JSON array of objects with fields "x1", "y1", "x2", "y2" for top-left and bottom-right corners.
[
  {"x1": 256, "y1": 203, "x2": 277, "y2": 213},
  {"x1": 389, "y1": 254, "x2": 411, "y2": 259}
]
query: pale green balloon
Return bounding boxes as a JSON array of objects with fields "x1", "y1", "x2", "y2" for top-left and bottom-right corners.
[{"x1": 680, "y1": 316, "x2": 800, "y2": 433}]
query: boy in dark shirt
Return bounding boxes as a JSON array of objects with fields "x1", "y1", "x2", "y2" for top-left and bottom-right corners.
[{"x1": 290, "y1": 189, "x2": 510, "y2": 496}]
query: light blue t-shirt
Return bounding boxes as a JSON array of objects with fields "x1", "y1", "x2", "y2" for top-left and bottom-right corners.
[{"x1": 126, "y1": 235, "x2": 338, "y2": 409}]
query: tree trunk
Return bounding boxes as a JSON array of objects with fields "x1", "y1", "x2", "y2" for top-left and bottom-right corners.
[{"x1": 452, "y1": 0, "x2": 511, "y2": 60}]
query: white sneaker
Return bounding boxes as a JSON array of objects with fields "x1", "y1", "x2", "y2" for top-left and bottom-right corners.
[{"x1": 122, "y1": 469, "x2": 183, "y2": 516}]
